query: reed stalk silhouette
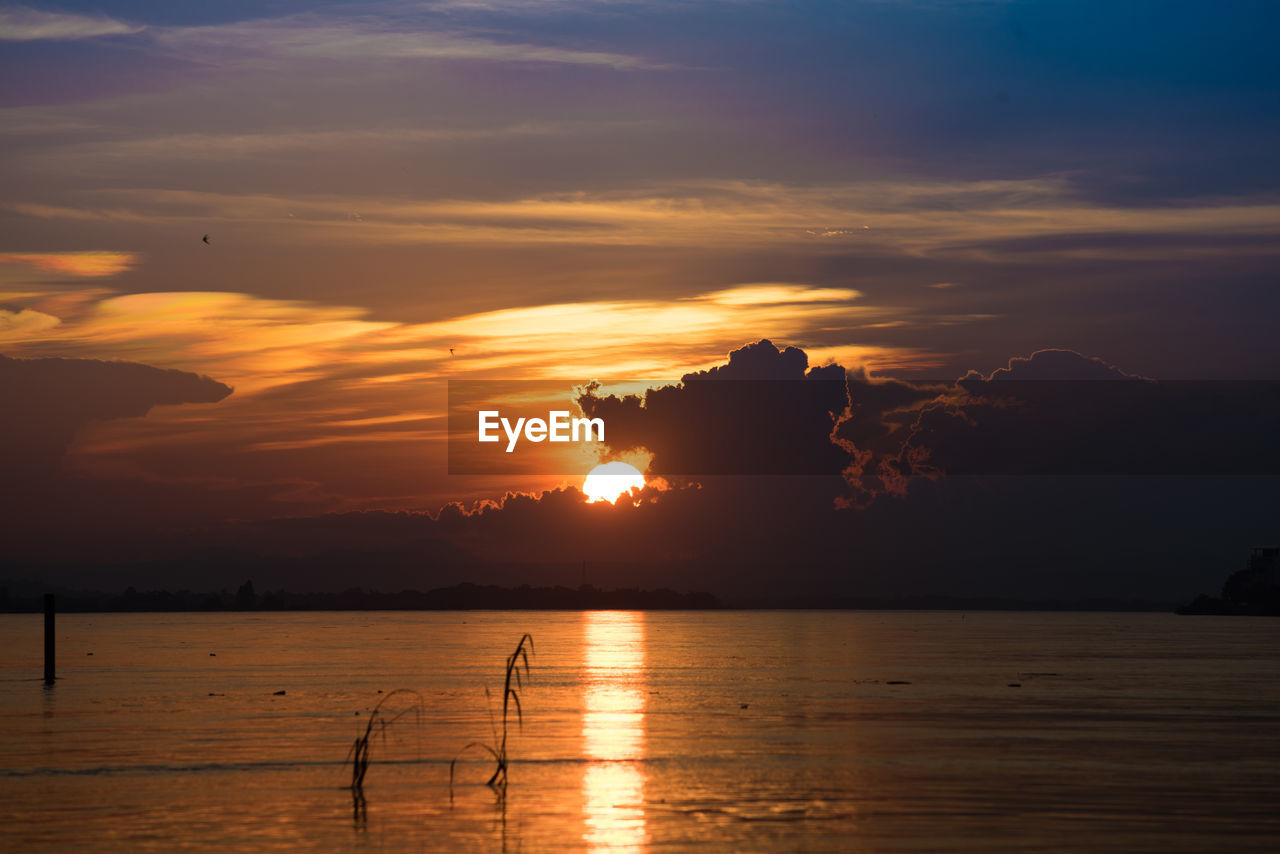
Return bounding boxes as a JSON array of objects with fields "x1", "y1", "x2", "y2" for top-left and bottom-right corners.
[
  {"x1": 451, "y1": 633, "x2": 534, "y2": 797},
  {"x1": 345, "y1": 688, "x2": 425, "y2": 791}
]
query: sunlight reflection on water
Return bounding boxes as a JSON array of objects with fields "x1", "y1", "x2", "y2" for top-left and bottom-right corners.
[
  {"x1": 1, "y1": 611, "x2": 1279, "y2": 851},
  {"x1": 581, "y1": 611, "x2": 647, "y2": 852}
]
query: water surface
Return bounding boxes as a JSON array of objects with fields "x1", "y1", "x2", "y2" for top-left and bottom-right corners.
[{"x1": 2, "y1": 611, "x2": 1277, "y2": 851}]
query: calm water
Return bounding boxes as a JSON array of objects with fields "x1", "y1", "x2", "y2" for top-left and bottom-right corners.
[{"x1": 1, "y1": 611, "x2": 1278, "y2": 852}]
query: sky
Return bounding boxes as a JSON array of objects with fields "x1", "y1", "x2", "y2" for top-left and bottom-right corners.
[{"x1": 2, "y1": 1, "x2": 1278, "y2": 601}]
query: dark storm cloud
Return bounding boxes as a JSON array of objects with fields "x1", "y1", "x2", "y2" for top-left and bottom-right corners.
[
  {"x1": 173, "y1": 475, "x2": 852, "y2": 597},
  {"x1": 837, "y1": 370, "x2": 947, "y2": 458},
  {"x1": 970, "y1": 349, "x2": 1139, "y2": 382},
  {"x1": 577, "y1": 340, "x2": 850, "y2": 476},
  {"x1": 881, "y1": 350, "x2": 1280, "y2": 479},
  {"x1": 577, "y1": 342, "x2": 1280, "y2": 499},
  {"x1": 0, "y1": 354, "x2": 231, "y2": 480}
]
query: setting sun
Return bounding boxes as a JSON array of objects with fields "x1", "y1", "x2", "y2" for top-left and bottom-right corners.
[{"x1": 582, "y1": 462, "x2": 646, "y2": 504}]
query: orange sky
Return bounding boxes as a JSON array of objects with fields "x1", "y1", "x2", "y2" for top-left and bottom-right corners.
[{"x1": 3, "y1": 1, "x2": 1279, "y2": 520}]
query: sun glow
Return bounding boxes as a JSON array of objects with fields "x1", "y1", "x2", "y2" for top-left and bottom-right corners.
[{"x1": 582, "y1": 462, "x2": 646, "y2": 504}]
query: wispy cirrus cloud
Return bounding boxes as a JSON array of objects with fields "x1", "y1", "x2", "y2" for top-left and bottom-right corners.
[
  {"x1": 150, "y1": 13, "x2": 668, "y2": 70},
  {"x1": 0, "y1": 251, "x2": 139, "y2": 277},
  {"x1": 0, "y1": 282, "x2": 922, "y2": 391},
  {"x1": 0, "y1": 280, "x2": 939, "y2": 510},
  {"x1": 37, "y1": 119, "x2": 651, "y2": 160},
  {"x1": 0, "y1": 6, "x2": 141, "y2": 41},
  {"x1": 11, "y1": 179, "x2": 1280, "y2": 259},
  {"x1": 698, "y1": 284, "x2": 862, "y2": 306}
]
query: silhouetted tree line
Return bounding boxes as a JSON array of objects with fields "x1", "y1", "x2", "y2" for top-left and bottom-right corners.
[
  {"x1": 1, "y1": 579, "x2": 1171, "y2": 612},
  {"x1": 1179, "y1": 548, "x2": 1280, "y2": 616},
  {"x1": 0, "y1": 580, "x2": 721, "y2": 613},
  {"x1": 734, "y1": 594, "x2": 1162, "y2": 611}
]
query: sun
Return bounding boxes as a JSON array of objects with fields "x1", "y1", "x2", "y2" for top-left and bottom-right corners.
[{"x1": 583, "y1": 461, "x2": 646, "y2": 503}]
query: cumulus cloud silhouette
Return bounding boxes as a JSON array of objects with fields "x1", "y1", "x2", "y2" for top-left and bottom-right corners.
[
  {"x1": 882, "y1": 349, "x2": 1280, "y2": 478},
  {"x1": 969, "y1": 349, "x2": 1141, "y2": 382},
  {"x1": 578, "y1": 339, "x2": 850, "y2": 476},
  {"x1": 0, "y1": 354, "x2": 232, "y2": 481},
  {"x1": 578, "y1": 343, "x2": 1280, "y2": 504}
]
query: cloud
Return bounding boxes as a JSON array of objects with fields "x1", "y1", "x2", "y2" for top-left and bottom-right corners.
[
  {"x1": 0, "y1": 282, "x2": 919, "y2": 392},
  {"x1": 151, "y1": 14, "x2": 666, "y2": 71},
  {"x1": 578, "y1": 341, "x2": 1280, "y2": 494},
  {"x1": 853, "y1": 350, "x2": 1280, "y2": 483},
  {"x1": 697, "y1": 284, "x2": 862, "y2": 305},
  {"x1": 11, "y1": 179, "x2": 1279, "y2": 258},
  {"x1": 0, "y1": 354, "x2": 231, "y2": 482},
  {"x1": 0, "y1": 282, "x2": 932, "y2": 512},
  {"x1": 44, "y1": 120, "x2": 640, "y2": 161},
  {"x1": 6, "y1": 280, "x2": 1271, "y2": 527},
  {"x1": 579, "y1": 339, "x2": 852, "y2": 476},
  {"x1": 574, "y1": 343, "x2": 1280, "y2": 509},
  {"x1": 0, "y1": 290, "x2": 394, "y2": 394},
  {"x1": 0, "y1": 307, "x2": 60, "y2": 339},
  {"x1": 6, "y1": 343, "x2": 1277, "y2": 608},
  {"x1": 0, "y1": 7, "x2": 141, "y2": 41},
  {"x1": 0, "y1": 251, "x2": 138, "y2": 277},
  {"x1": 969, "y1": 349, "x2": 1139, "y2": 382}
]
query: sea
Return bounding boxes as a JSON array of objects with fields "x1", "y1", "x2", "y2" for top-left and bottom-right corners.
[{"x1": 1, "y1": 610, "x2": 1277, "y2": 852}]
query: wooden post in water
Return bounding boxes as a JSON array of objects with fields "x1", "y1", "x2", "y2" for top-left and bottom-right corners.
[{"x1": 43, "y1": 593, "x2": 55, "y2": 685}]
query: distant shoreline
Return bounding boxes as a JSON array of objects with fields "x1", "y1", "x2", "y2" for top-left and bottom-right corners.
[{"x1": 0, "y1": 580, "x2": 1173, "y2": 613}]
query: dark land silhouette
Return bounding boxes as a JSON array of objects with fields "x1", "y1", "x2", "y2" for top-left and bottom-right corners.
[
  {"x1": 0, "y1": 578, "x2": 1170, "y2": 613},
  {"x1": 0, "y1": 580, "x2": 721, "y2": 613},
  {"x1": 1179, "y1": 547, "x2": 1280, "y2": 616}
]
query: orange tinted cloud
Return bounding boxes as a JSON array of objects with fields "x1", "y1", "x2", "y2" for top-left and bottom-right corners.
[
  {"x1": 0, "y1": 251, "x2": 138, "y2": 277},
  {"x1": 0, "y1": 282, "x2": 945, "y2": 511},
  {"x1": 0, "y1": 307, "x2": 60, "y2": 340},
  {"x1": 3, "y1": 283, "x2": 933, "y2": 389}
]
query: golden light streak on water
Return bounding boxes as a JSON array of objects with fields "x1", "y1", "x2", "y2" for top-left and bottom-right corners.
[{"x1": 581, "y1": 611, "x2": 647, "y2": 852}]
